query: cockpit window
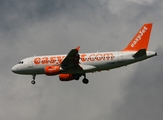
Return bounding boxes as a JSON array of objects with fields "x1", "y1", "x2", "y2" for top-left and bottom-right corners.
[{"x1": 18, "y1": 61, "x2": 24, "y2": 64}]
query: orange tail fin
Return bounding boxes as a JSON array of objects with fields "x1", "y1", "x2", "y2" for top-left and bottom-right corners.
[{"x1": 123, "y1": 23, "x2": 153, "y2": 51}]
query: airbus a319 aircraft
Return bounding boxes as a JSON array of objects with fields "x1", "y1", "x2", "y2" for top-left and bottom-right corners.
[{"x1": 12, "y1": 23, "x2": 157, "y2": 84}]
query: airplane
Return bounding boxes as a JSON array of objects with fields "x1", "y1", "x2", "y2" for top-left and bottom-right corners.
[{"x1": 12, "y1": 23, "x2": 157, "y2": 84}]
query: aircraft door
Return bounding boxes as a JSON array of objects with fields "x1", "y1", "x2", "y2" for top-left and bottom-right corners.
[
  {"x1": 28, "y1": 57, "x2": 33, "y2": 67},
  {"x1": 118, "y1": 52, "x2": 123, "y2": 62}
]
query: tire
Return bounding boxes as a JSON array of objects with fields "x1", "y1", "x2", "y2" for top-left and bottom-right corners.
[
  {"x1": 74, "y1": 76, "x2": 80, "y2": 80},
  {"x1": 31, "y1": 81, "x2": 36, "y2": 84},
  {"x1": 82, "y1": 78, "x2": 89, "y2": 84}
]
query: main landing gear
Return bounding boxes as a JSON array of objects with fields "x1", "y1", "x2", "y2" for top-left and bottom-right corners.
[
  {"x1": 31, "y1": 75, "x2": 36, "y2": 85},
  {"x1": 74, "y1": 74, "x2": 89, "y2": 84},
  {"x1": 82, "y1": 74, "x2": 89, "y2": 84},
  {"x1": 82, "y1": 78, "x2": 89, "y2": 84}
]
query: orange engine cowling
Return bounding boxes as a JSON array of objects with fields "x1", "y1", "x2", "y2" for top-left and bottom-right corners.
[
  {"x1": 44, "y1": 66, "x2": 62, "y2": 76},
  {"x1": 59, "y1": 74, "x2": 74, "y2": 81}
]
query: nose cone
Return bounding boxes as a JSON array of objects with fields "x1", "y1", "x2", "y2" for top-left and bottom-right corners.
[{"x1": 11, "y1": 65, "x2": 19, "y2": 74}]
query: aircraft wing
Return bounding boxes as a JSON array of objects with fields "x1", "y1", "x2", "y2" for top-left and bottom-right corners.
[{"x1": 61, "y1": 46, "x2": 81, "y2": 69}]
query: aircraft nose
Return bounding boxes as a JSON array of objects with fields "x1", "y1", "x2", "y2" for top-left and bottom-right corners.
[{"x1": 11, "y1": 65, "x2": 19, "y2": 73}]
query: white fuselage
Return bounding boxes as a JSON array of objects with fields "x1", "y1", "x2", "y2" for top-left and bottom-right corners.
[{"x1": 11, "y1": 51, "x2": 157, "y2": 75}]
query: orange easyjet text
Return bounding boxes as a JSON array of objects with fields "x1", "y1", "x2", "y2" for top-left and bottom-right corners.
[{"x1": 34, "y1": 53, "x2": 114, "y2": 65}]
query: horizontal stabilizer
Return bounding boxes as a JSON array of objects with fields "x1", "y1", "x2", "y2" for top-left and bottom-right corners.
[{"x1": 133, "y1": 49, "x2": 146, "y2": 58}]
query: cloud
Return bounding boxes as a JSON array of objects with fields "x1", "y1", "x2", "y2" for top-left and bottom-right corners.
[
  {"x1": 109, "y1": 47, "x2": 163, "y2": 120},
  {"x1": 0, "y1": 0, "x2": 163, "y2": 120}
]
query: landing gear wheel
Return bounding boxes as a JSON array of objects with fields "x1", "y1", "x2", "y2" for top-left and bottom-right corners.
[
  {"x1": 31, "y1": 74, "x2": 36, "y2": 85},
  {"x1": 82, "y1": 78, "x2": 89, "y2": 84},
  {"x1": 74, "y1": 75, "x2": 80, "y2": 80},
  {"x1": 31, "y1": 80, "x2": 36, "y2": 84}
]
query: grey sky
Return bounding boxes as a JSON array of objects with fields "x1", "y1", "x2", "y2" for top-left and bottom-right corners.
[{"x1": 0, "y1": 0, "x2": 163, "y2": 120}]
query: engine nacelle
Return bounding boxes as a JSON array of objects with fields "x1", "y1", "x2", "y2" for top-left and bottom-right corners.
[
  {"x1": 44, "y1": 66, "x2": 62, "y2": 76},
  {"x1": 59, "y1": 74, "x2": 74, "y2": 81}
]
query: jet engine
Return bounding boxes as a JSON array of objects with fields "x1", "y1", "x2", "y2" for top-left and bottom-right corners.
[
  {"x1": 59, "y1": 74, "x2": 74, "y2": 81},
  {"x1": 44, "y1": 66, "x2": 63, "y2": 75}
]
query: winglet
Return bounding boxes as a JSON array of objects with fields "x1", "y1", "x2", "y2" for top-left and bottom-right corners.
[
  {"x1": 123, "y1": 23, "x2": 153, "y2": 51},
  {"x1": 75, "y1": 46, "x2": 80, "y2": 51}
]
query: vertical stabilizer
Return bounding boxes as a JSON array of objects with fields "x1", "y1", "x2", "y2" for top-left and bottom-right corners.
[{"x1": 123, "y1": 23, "x2": 152, "y2": 51}]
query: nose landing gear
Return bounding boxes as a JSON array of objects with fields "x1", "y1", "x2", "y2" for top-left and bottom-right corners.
[{"x1": 31, "y1": 75, "x2": 36, "y2": 84}]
